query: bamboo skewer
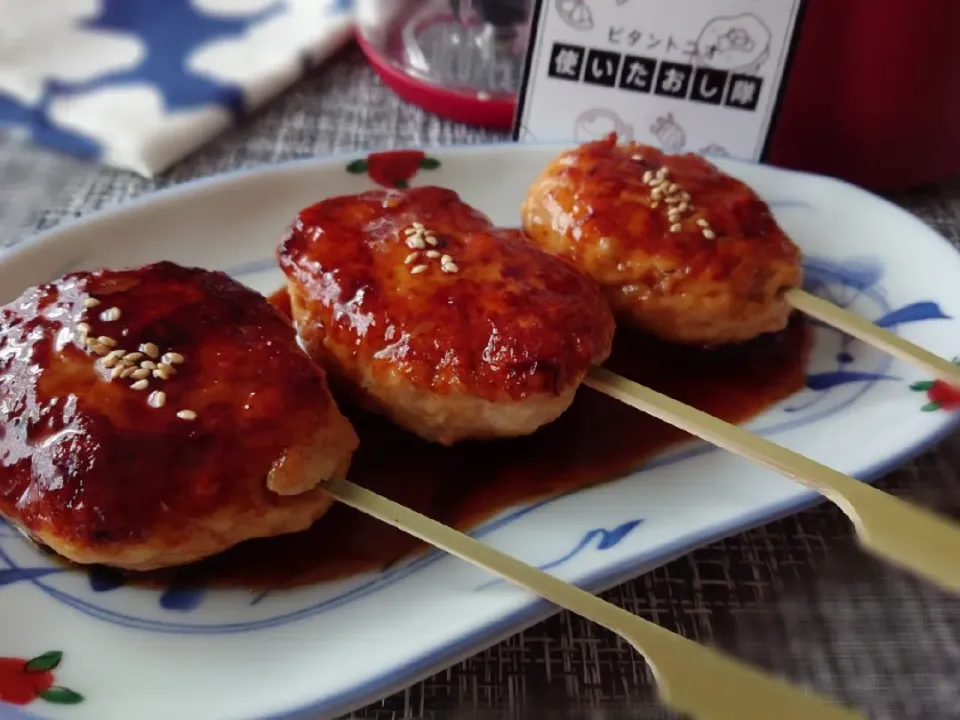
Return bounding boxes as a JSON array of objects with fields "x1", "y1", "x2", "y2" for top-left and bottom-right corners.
[
  {"x1": 585, "y1": 367, "x2": 960, "y2": 594},
  {"x1": 327, "y1": 478, "x2": 861, "y2": 720},
  {"x1": 786, "y1": 288, "x2": 960, "y2": 387}
]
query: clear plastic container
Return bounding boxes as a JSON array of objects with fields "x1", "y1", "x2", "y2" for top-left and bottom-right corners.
[{"x1": 356, "y1": 0, "x2": 532, "y2": 129}]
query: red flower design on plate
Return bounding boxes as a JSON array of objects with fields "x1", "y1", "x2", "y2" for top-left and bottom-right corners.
[
  {"x1": 910, "y1": 359, "x2": 960, "y2": 412},
  {"x1": 346, "y1": 150, "x2": 440, "y2": 189},
  {"x1": 0, "y1": 652, "x2": 83, "y2": 706}
]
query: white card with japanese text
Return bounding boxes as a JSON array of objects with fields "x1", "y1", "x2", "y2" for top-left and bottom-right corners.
[{"x1": 514, "y1": 0, "x2": 806, "y2": 161}]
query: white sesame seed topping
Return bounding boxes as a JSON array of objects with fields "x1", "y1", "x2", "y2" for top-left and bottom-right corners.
[
  {"x1": 440, "y1": 254, "x2": 453, "y2": 265},
  {"x1": 642, "y1": 170, "x2": 653, "y2": 183},
  {"x1": 158, "y1": 362, "x2": 176, "y2": 376},
  {"x1": 403, "y1": 227, "x2": 418, "y2": 236},
  {"x1": 650, "y1": 201, "x2": 659, "y2": 209},
  {"x1": 83, "y1": 297, "x2": 101, "y2": 308},
  {"x1": 404, "y1": 251, "x2": 419, "y2": 265},
  {"x1": 670, "y1": 223, "x2": 683, "y2": 233},
  {"x1": 153, "y1": 369, "x2": 171, "y2": 380},
  {"x1": 100, "y1": 307, "x2": 121, "y2": 322},
  {"x1": 703, "y1": 229, "x2": 717, "y2": 240},
  {"x1": 97, "y1": 336, "x2": 117, "y2": 348},
  {"x1": 425, "y1": 250, "x2": 440, "y2": 259},
  {"x1": 696, "y1": 218, "x2": 710, "y2": 227},
  {"x1": 406, "y1": 236, "x2": 426, "y2": 250},
  {"x1": 441, "y1": 262, "x2": 459, "y2": 273},
  {"x1": 91, "y1": 344, "x2": 110, "y2": 356},
  {"x1": 631, "y1": 153, "x2": 644, "y2": 161},
  {"x1": 110, "y1": 364, "x2": 127, "y2": 379},
  {"x1": 412, "y1": 221, "x2": 425, "y2": 230},
  {"x1": 410, "y1": 264, "x2": 429, "y2": 275},
  {"x1": 141, "y1": 343, "x2": 160, "y2": 359},
  {"x1": 130, "y1": 379, "x2": 149, "y2": 391},
  {"x1": 107, "y1": 349, "x2": 125, "y2": 359},
  {"x1": 102, "y1": 355, "x2": 120, "y2": 369},
  {"x1": 425, "y1": 235, "x2": 439, "y2": 247},
  {"x1": 76, "y1": 322, "x2": 91, "y2": 335},
  {"x1": 162, "y1": 352, "x2": 184, "y2": 365},
  {"x1": 123, "y1": 352, "x2": 143, "y2": 362},
  {"x1": 177, "y1": 410, "x2": 197, "y2": 421},
  {"x1": 648, "y1": 177, "x2": 663, "y2": 188},
  {"x1": 121, "y1": 367, "x2": 137, "y2": 379},
  {"x1": 131, "y1": 368, "x2": 151, "y2": 380},
  {"x1": 140, "y1": 360, "x2": 157, "y2": 370},
  {"x1": 676, "y1": 202, "x2": 689, "y2": 213},
  {"x1": 148, "y1": 391, "x2": 166, "y2": 409},
  {"x1": 665, "y1": 196, "x2": 680, "y2": 205}
]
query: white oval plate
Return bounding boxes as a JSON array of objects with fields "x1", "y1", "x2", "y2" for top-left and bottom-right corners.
[{"x1": 2, "y1": 144, "x2": 960, "y2": 720}]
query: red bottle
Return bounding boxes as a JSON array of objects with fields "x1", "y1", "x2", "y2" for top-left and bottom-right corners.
[{"x1": 767, "y1": 0, "x2": 960, "y2": 189}]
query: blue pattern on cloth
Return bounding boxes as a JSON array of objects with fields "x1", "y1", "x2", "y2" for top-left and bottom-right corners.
[{"x1": 0, "y1": 0, "x2": 355, "y2": 176}]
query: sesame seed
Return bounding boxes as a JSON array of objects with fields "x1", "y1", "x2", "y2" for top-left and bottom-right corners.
[
  {"x1": 668, "y1": 183, "x2": 680, "y2": 193},
  {"x1": 696, "y1": 218, "x2": 710, "y2": 227},
  {"x1": 131, "y1": 379, "x2": 149, "y2": 391},
  {"x1": 76, "y1": 322, "x2": 91, "y2": 335},
  {"x1": 642, "y1": 171, "x2": 653, "y2": 183},
  {"x1": 410, "y1": 264, "x2": 429, "y2": 275},
  {"x1": 703, "y1": 229, "x2": 717, "y2": 240},
  {"x1": 665, "y1": 196, "x2": 681, "y2": 205},
  {"x1": 670, "y1": 223, "x2": 683, "y2": 233},
  {"x1": 648, "y1": 177, "x2": 663, "y2": 187},
  {"x1": 153, "y1": 369, "x2": 171, "y2": 380},
  {"x1": 141, "y1": 343, "x2": 160, "y2": 359},
  {"x1": 158, "y1": 362, "x2": 176, "y2": 376},
  {"x1": 102, "y1": 355, "x2": 120, "y2": 369},
  {"x1": 107, "y1": 349, "x2": 125, "y2": 359},
  {"x1": 680, "y1": 192, "x2": 691, "y2": 202},
  {"x1": 441, "y1": 262, "x2": 459, "y2": 273},
  {"x1": 425, "y1": 235, "x2": 439, "y2": 247},
  {"x1": 110, "y1": 364, "x2": 127, "y2": 379},
  {"x1": 657, "y1": 166, "x2": 669, "y2": 176},
  {"x1": 131, "y1": 368, "x2": 151, "y2": 380},
  {"x1": 403, "y1": 227, "x2": 418, "y2": 236},
  {"x1": 162, "y1": 352, "x2": 185, "y2": 365},
  {"x1": 406, "y1": 236, "x2": 426, "y2": 250},
  {"x1": 177, "y1": 410, "x2": 197, "y2": 421},
  {"x1": 140, "y1": 360, "x2": 157, "y2": 370},
  {"x1": 84, "y1": 336, "x2": 99, "y2": 347},
  {"x1": 404, "y1": 251, "x2": 420, "y2": 265},
  {"x1": 440, "y1": 254, "x2": 453, "y2": 265},
  {"x1": 650, "y1": 201, "x2": 659, "y2": 209},
  {"x1": 83, "y1": 297, "x2": 100, "y2": 308},
  {"x1": 631, "y1": 153, "x2": 644, "y2": 162},
  {"x1": 425, "y1": 250, "x2": 440, "y2": 259},
  {"x1": 148, "y1": 391, "x2": 166, "y2": 409},
  {"x1": 412, "y1": 221, "x2": 425, "y2": 230},
  {"x1": 100, "y1": 307, "x2": 121, "y2": 322},
  {"x1": 121, "y1": 367, "x2": 137, "y2": 379},
  {"x1": 91, "y1": 344, "x2": 110, "y2": 356},
  {"x1": 97, "y1": 336, "x2": 117, "y2": 348},
  {"x1": 123, "y1": 352, "x2": 143, "y2": 362}
]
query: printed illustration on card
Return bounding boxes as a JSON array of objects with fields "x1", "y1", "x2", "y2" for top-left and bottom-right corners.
[{"x1": 515, "y1": 0, "x2": 807, "y2": 161}]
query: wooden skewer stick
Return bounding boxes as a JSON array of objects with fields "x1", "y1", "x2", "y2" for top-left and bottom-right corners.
[
  {"x1": 327, "y1": 478, "x2": 861, "y2": 720},
  {"x1": 585, "y1": 367, "x2": 960, "y2": 595},
  {"x1": 786, "y1": 288, "x2": 960, "y2": 387}
]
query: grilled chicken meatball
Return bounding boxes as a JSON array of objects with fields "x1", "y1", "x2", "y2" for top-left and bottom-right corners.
[
  {"x1": 521, "y1": 134, "x2": 803, "y2": 345},
  {"x1": 278, "y1": 186, "x2": 615, "y2": 446},
  {"x1": 0, "y1": 261, "x2": 358, "y2": 571}
]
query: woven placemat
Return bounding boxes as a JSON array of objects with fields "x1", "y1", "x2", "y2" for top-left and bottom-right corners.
[{"x1": 2, "y1": 47, "x2": 960, "y2": 720}]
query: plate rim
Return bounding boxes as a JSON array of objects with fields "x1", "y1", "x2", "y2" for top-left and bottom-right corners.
[{"x1": 2, "y1": 141, "x2": 960, "y2": 720}]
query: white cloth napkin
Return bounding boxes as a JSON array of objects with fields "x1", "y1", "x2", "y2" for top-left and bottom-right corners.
[{"x1": 0, "y1": 0, "x2": 355, "y2": 176}]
